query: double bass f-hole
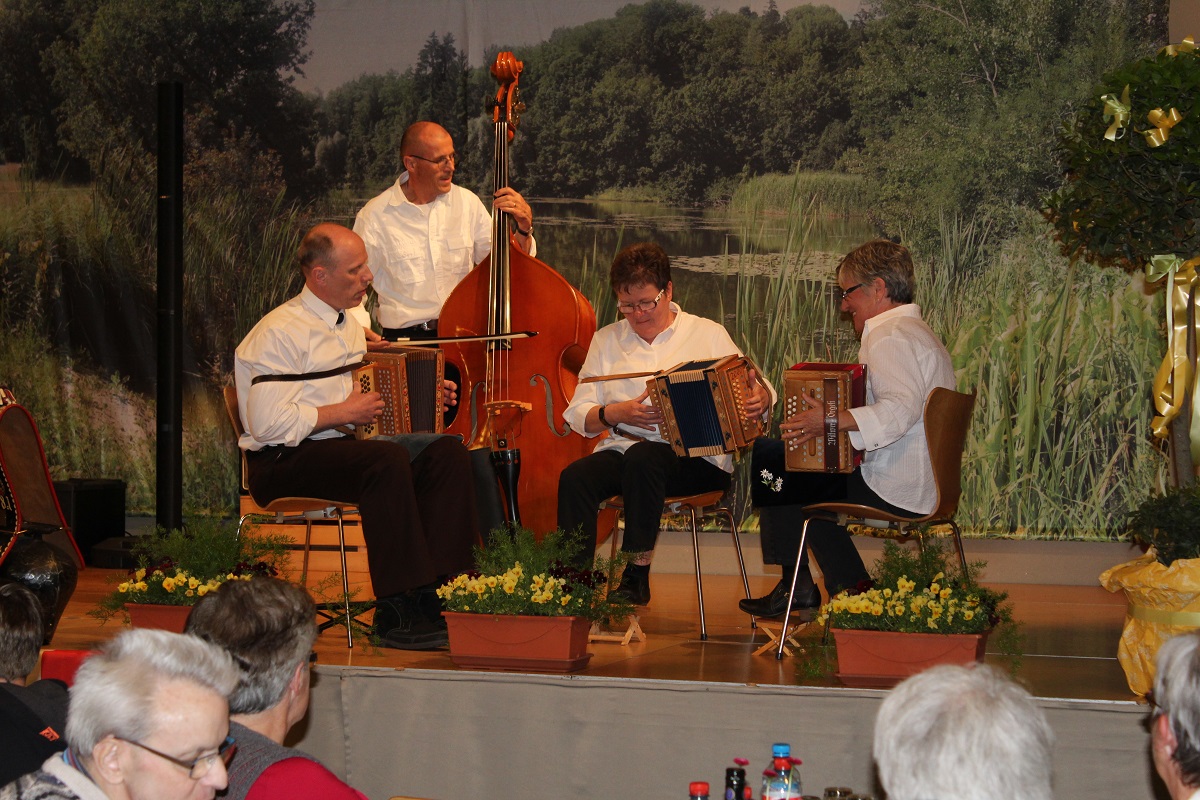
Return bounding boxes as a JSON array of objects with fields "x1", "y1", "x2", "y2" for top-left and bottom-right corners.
[{"x1": 529, "y1": 374, "x2": 572, "y2": 438}]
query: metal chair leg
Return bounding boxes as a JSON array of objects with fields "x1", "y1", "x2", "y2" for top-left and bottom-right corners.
[
  {"x1": 688, "y1": 505, "x2": 708, "y2": 640},
  {"x1": 950, "y1": 521, "x2": 968, "y2": 574},
  {"x1": 300, "y1": 519, "x2": 313, "y2": 586},
  {"x1": 335, "y1": 510, "x2": 352, "y2": 648},
  {"x1": 719, "y1": 507, "x2": 756, "y2": 630},
  {"x1": 777, "y1": 517, "x2": 813, "y2": 660}
]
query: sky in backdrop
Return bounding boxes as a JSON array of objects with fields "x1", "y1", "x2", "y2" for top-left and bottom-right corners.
[{"x1": 297, "y1": 0, "x2": 864, "y2": 94}]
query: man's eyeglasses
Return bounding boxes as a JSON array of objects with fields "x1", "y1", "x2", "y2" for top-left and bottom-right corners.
[
  {"x1": 617, "y1": 288, "x2": 666, "y2": 314},
  {"x1": 116, "y1": 735, "x2": 237, "y2": 779},
  {"x1": 839, "y1": 283, "x2": 865, "y2": 301},
  {"x1": 408, "y1": 151, "x2": 456, "y2": 168}
]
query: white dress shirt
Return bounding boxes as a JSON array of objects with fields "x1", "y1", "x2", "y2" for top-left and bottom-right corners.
[
  {"x1": 847, "y1": 303, "x2": 955, "y2": 513},
  {"x1": 563, "y1": 303, "x2": 775, "y2": 473},
  {"x1": 351, "y1": 173, "x2": 535, "y2": 330},
  {"x1": 234, "y1": 286, "x2": 363, "y2": 450}
]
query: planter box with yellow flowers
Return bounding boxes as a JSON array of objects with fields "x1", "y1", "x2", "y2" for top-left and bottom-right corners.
[
  {"x1": 91, "y1": 519, "x2": 290, "y2": 631},
  {"x1": 817, "y1": 539, "x2": 1016, "y2": 687},
  {"x1": 436, "y1": 528, "x2": 630, "y2": 672}
]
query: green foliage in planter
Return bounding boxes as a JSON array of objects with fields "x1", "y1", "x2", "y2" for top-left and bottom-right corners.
[
  {"x1": 1129, "y1": 485, "x2": 1200, "y2": 565},
  {"x1": 437, "y1": 527, "x2": 632, "y2": 624},
  {"x1": 798, "y1": 537, "x2": 1023, "y2": 678},
  {"x1": 1045, "y1": 42, "x2": 1200, "y2": 270},
  {"x1": 92, "y1": 517, "x2": 291, "y2": 621},
  {"x1": 819, "y1": 539, "x2": 1012, "y2": 635}
]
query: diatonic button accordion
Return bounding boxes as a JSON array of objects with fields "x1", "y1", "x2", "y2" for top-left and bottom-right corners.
[
  {"x1": 353, "y1": 346, "x2": 445, "y2": 439},
  {"x1": 646, "y1": 354, "x2": 764, "y2": 457},
  {"x1": 783, "y1": 362, "x2": 866, "y2": 472}
]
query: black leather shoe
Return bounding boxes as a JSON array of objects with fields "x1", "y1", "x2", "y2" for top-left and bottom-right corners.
[
  {"x1": 416, "y1": 586, "x2": 449, "y2": 630},
  {"x1": 739, "y1": 576, "x2": 821, "y2": 617},
  {"x1": 609, "y1": 566, "x2": 651, "y2": 606},
  {"x1": 373, "y1": 594, "x2": 449, "y2": 650}
]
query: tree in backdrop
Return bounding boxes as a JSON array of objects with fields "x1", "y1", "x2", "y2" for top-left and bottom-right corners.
[
  {"x1": 316, "y1": 32, "x2": 470, "y2": 191},
  {"x1": 316, "y1": 0, "x2": 859, "y2": 203},
  {"x1": 0, "y1": 0, "x2": 319, "y2": 196},
  {"x1": 845, "y1": 0, "x2": 1167, "y2": 251},
  {"x1": 515, "y1": 0, "x2": 858, "y2": 202},
  {"x1": 0, "y1": 0, "x2": 87, "y2": 178},
  {"x1": 1045, "y1": 40, "x2": 1200, "y2": 485}
]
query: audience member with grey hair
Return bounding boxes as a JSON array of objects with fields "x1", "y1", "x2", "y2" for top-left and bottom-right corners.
[
  {"x1": 185, "y1": 577, "x2": 367, "y2": 800},
  {"x1": 0, "y1": 628, "x2": 238, "y2": 800},
  {"x1": 1151, "y1": 631, "x2": 1200, "y2": 800},
  {"x1": 0, "y1": 582, "x2": 69, "y2": 785},
  {"x1": 873, "y1": 663, "x2": 1054, "y2": 800}
]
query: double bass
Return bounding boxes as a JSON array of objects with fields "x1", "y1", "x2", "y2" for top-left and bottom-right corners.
[{"x1": 438, "y1": 52, "x2": 596, "y2": 535}]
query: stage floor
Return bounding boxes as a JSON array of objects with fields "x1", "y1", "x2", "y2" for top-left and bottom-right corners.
[{"x1": 56, "y1": 568, "x2": 1136, "y2": 702}]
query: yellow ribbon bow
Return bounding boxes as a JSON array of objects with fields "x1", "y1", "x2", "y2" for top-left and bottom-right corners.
[
  {"x1": 1143, "y1": 107, "x2": 1184, "y2": 147},
  {"x1": 1161, "y1": 36, "x2": 1196, "y2": 57},
  {"x1": 1145, "y1": 254, "x2": 1200, "y2": 461},
  {"x1": 1101, "y1": 85, "x2": 1132, "y2": 141}
]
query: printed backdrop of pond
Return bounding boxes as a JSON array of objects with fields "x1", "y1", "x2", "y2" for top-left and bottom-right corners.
[{"x1": 527, "y1": 199, "x2": 875, "y2": 326}]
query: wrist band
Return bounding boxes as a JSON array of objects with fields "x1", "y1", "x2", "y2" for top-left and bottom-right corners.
[
  {"x1": 515, "y1": 223, "x2": 533, "y2": 237},
  {"x1": 598, "y1": 404, "x2": 611, "y2": 427}
]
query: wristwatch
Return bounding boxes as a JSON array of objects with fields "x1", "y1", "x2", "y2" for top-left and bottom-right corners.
[{"x1": 597, "y1": 404, "x2": 611, "y2": 427}]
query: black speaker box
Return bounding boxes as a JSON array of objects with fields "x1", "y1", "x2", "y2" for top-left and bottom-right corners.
[{"x1": 52, "y1": 478, "x2": 126, "y2": 565}]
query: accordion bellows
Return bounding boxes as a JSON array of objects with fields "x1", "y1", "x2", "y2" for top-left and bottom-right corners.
[
  {"x1": 647, "y1": 355, "x2": 764, "y2": 457},
  {"x1": 783, "y1": 363, "x2": 866, "y2": 473},
  {"x1": 353, "y1": 346, "x2": 445, "y2": 439}
]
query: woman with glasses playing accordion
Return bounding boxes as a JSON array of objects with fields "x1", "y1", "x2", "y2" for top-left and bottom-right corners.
[{"x1": 556, "y1": 242, "x2": 774, "y2": 606}]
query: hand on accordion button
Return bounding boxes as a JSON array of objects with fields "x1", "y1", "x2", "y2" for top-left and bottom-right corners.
[
  {"x1": 741, "y1": 368, "x2": 771, "y2": 420},
  {"x1": 780, "y1": 388, "x2": 822, "y2": 444},
  {"x1": 613, "y1": 389, "x2": 663, "y2": 431}
]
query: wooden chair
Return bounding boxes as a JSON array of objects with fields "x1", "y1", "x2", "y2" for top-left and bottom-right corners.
[
  {"x1": 601, "y1": 490, "x2": 755, "y2": 640},
  {"x1": 773, "y1": 387, "x2": 976, "y2": 659},
  {"x1": 222, "y1": 386, "x2": 362, "y2": 647}
]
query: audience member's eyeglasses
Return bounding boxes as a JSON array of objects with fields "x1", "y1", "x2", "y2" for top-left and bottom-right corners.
[
  {"x1": 839, "y1": 283, "x2": 865, "y2": 301},
  {"x1": 617, "y1": 288, "x2": 666, "y2": 314},
  {"x1": 408, "y1": 152, "x2": 456, "y2": 168},
  {"x1": 116, "y1": 735, "x2": 237, "y2": 779}
]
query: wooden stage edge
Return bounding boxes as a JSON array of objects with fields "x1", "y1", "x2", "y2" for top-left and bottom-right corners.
[{"x1": 52, "y1": 566, "x2": 1136, "y2": 703}]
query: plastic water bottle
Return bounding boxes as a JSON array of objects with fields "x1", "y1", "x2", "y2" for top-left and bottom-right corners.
[
  {"x1": 761, "y1": 743, "x2": 802, "y2": 800},
  {"x1": 689, "y1": 782, "x2": 711, "y2": 799}
]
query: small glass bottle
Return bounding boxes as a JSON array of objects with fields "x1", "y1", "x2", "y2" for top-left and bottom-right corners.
[{"x1": 690, "y1": 782, "x2": 711, "y2": 800}]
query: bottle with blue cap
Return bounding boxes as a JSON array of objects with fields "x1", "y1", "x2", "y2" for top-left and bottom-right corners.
[{"x1": 761, "y1": 743, "x2": 802, "y2": 800}]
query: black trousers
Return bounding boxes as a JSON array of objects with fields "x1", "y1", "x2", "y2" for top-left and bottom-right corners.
[
  {"x1": 245, "y1": 435, "x2": 477, "y2": 598},
  {"x1": 750, "y1": 437, "x2": 917, "y2": 595},
  {"x1": 557, "y1": 441, "x2": 730, "y2": 559}
]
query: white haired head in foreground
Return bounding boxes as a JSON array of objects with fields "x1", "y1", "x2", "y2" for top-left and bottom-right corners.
[{"x1": 873, "y1": 663, "x2": 1053, "y2": 800}]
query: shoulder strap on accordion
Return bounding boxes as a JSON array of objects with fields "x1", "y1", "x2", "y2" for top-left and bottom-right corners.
[{"x1": 250, "y1": 362, "x2": 366, "y2": 386}]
